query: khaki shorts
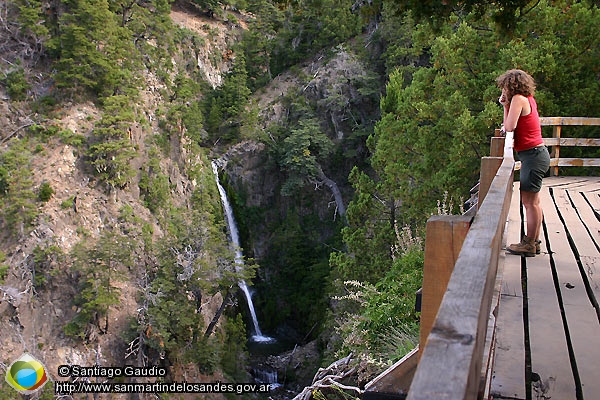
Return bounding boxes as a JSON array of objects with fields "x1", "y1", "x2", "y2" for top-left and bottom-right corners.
[{"x1": 517, "y1": 146, "x2": 550, "y2": 192}]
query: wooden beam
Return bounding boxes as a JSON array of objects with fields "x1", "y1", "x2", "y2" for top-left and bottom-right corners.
[
  {"x1": 539, "y1": 117, "x2": 600, "y2": 126},
  {"x1": 489, "y1": 183, "x2": 526, "y2": 400},
  {"x1": 543, "y1": 138, "x2": 600, "y2": 147},
  {"x1": 490, "y1": 136, "x2": 505, "y2": 157},
  {"x1": 363, "y1": 347, "x2": 420, "y2": 400},
  {"x1": 407, "y1": 152, "x2": 515, "y2": 399},
  {"x1": 546, "y1": 184, "x2": 600, "y2": 398},
  {"x1": 550, "y1": 125, "x2": 562, "y2": 176},
  {"x1": 479, "y1": 157, "x2": 503, "y2": 210},
  {"x1": 419, "y1": 215, "x2": 472, "y2": 354},
  {"x1": 515, "y1": 159, "x2": 600, "y2": 171},
  {"x1": 552, "y1": 158, "x2": 600, "y2": 168}
]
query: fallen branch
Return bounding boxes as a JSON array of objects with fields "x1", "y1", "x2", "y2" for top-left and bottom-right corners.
[
  {"x1": 316, "y1": 165, "x2": 346, "y2": 219},
  {"x1": 293, "y1": 353, "x2": 362, "y2": 400},
  {"x1": 1, "y1": 122, "x2": 33, "y2": 144}
]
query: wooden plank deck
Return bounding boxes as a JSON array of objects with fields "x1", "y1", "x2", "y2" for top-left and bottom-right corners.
[{"x1": 490, "y1": 176, "x2": 600, "y2": 400}]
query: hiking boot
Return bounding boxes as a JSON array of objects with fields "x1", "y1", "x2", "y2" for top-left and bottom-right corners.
[
  {"x1": 507, "y1": 235, "x2": 536, "y2": 257},
  {"x1": 535, "y1": 239, "x2": 541, "y2": 255}
]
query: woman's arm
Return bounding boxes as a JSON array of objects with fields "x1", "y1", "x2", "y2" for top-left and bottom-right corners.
[{"x1": 503, "y1": 94, "x2": 527, "y2": 132}]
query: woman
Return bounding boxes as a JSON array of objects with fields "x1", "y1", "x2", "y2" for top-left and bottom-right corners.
[{"x1": 497, "y1": 69, "x2": 550, "y2": 257}]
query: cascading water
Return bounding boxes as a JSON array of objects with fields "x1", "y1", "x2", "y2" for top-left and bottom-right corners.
[
  {"x1": 212, "y1": 161, "x2": 274, "y2": 343},
  {"x1": 252, "y1": 368, "x2": 281, "y2": 389}
]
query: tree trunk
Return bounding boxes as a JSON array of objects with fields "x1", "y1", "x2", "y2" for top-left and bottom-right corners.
[
  {"x1": 317, "y1": 166, "x2": 346, "y2": 219},
  {"x1": 204, "y1": 290, "x2": 231, "y2": 338}
]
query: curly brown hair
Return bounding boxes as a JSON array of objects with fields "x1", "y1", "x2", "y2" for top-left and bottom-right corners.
[{"x1": 496, "y1": 69, "x2": 536, "y2": 98}]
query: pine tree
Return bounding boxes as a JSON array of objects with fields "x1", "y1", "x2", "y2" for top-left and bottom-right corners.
[
  {"x1": 0, "y1": 138, "x2": 37, "y2": 236},
  {"x1": 66, "y1": 229, "x2": 133, "y2": 339},
  {"x1": 87, "y1": 95, "x2": 138, "y2": 189},
  {"x1": 46, "y1": 0, "x2": 139, "y2": 96}
]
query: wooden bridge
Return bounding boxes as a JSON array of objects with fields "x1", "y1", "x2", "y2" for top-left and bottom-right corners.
[{"x1": 363, "y1": 117, "x2": 600, "y2": 400}]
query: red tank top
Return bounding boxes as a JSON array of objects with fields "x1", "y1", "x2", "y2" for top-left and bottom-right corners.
[{"x1": 514, "y1": 96, "x2": 543, "y2": 152}]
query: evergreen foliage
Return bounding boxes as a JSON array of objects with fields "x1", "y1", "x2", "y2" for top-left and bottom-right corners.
[
  {"x1": 367, "y1": 0, "x2": 600, "y2": 224},
  {"x1": 65, "y1": 229, "x2": 133, "y2": 339},
  {"x1": 87, "y1": 95, "x2": 138, "y2": 188},
  {"x1": 241, "y1": 0, "x2": 281, "y2": 89},
  {"x1": 142, "y1": 213, "x2": 236, "y2": 367},
  {"x1": 204, "y1": 51, "x2": 252, "y2": 142},
  {"x1": 220, "y1": 313, "x2": 249, "y2": 381},
  {"x1": 46, "y1": 0, "x2": 140, "y2": 96},
  {"x1": 259, "y1": 211, "x2": 333, "y2": 334},
  {"x1": 133, "y1": 160, "x2": 255, "y2": 369},
  {"x1": 32, "y1": 244, "x2": 63, "y2": 288},
  {"x1": 0, "y1": 138, "x2": 37, "y2": 235},
  {"x1": 37, "y1": 181, "x2": 54, "y2": 202},
  {"x1": 383, "y1": 0, "x2": 540, "y2": 29},
  {"x1": 15, "y1": 0, "x2": 50, "y2": 39},
  {"x1": 3, "y1": 0, "x2": 600, "y2": 389},
  {"x1": 139, "y1": 149, "x2": 171, "y2": 213},
  {"x1": 0, "y1": 251, "x2": 7, "y2": 284},
  {"x1": 331, "y1": 0, "x2": 600, "y2": 370},
  {"x1": 3, "y1": 68, "x2": 31, "y2": 101},
  {"x1": 269, "y1": 0, "x2": 362, "y2": 76},
  {"x1": 268, "y1": 94, "x2": 334, "y2": 196}
]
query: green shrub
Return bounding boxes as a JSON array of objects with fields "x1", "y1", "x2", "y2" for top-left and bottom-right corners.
[
  {"x1": 0, "y1": 265, "x2": 8, "y2": 284},
  {"x1": 0, "y1": 251, "x2": 8, "y2": 284},
  {"x1": 32, "y1": 245, "x2": 63, "y2": 287},
  {"x1": 38, "y1": 182, "x2": 54, "y2": 202},
  {"x1": 4, "y1": 69, "x2": 30, "y2": 101},
  {"x1": 0, "y1": 166, "x2": 8, "y2": 196},
  {"x1": 139, "y1": 172, "x2": 170, "y2": 213},
  {"x1": 0, "y1": 139, "x2": 37, "y2": 233},
  {"x1": 63, "y1": 312, "x2": 90, "y2": 339},
  {"x1": 59, "y1": 129, "x2": 86, "y2": 147},
  {"x1": 61, "y1": 196, "x2": 75, "y2": 209}
]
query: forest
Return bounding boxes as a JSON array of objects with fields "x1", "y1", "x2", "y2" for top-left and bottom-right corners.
[{"x1": 0, "y1": 0, "x2": 599, "y2": 398}]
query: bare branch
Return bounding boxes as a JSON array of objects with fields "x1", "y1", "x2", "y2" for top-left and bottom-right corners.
[
  {"x1": 293, "y1": 354, "x2": 362, "y2": 400},
  {"x1": 1, "y1": 122, "x2": 34, "y2": 144}
]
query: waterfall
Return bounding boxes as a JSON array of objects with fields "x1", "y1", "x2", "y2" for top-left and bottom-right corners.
[
  {"x1": 212, "y1": 161, "x2": 273, "y2": 343},
  {"x1": 252, "y1": 367, "x2": 281, "y2": 389}
]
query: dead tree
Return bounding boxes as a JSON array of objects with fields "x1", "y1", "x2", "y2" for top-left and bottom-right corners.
[
  {"x1": 204, "y1": 289, "x2": 233, "y2": 338},
  {"x1": 293, "y1": 353, "x2": 362, "y2": 400}
]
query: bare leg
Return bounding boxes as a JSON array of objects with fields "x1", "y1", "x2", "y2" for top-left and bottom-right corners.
[
  {"x1": 521, "y1": 190, "x2": 543, "y2": 240},
  {"x1": 507, "y1": 190, "x2": 542, "y2": 257}
]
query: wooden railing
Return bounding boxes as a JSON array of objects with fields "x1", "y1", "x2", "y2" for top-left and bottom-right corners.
[
  {"x1": 363, "y1": 117, "x2": 599, "y2": 400},
  {"x1": 539, "y1": 117, "x2": 600, "y2": 176},
  {"x1": 406, "y1": 132, "x2": 515, "y2": 400},
  {"x1": 408, "y1": 118, "x2": 599, "y2": 399}
]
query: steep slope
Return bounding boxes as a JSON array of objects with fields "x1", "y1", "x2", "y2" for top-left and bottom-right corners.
[
  {"x1": 0, "y1": 2, "x2": 250, "y2": 398},
  {"x1": 1, "y1": 1, "x2": 387, "y2": 398},
  {"x1": 216, "y1": 41, "x2": 382, "y2": 343}
]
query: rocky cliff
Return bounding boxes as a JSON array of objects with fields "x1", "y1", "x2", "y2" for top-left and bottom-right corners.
[
  {"x1": 0, "y1": 1, "x2": 383, "y2": 397},
  {"x1": 0, "y1": 3, "x2": 246, "y2": 398}
]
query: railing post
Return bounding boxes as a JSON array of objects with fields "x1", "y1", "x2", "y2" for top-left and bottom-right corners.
[
  {"x1": 478, "y1": 135, "x2": 505, "y2": 210},
  {"x1": 419, "y1": 215, "x2": 471, "y2": 356},
  {"x1": 491, "y1": 130, "x2": 505, "y2": 157},
  {"x1": 550, "y1": 125, "x2": 562, "y2": 176},
  {"x1": 478, "y1": 157, "x2": 503, "y2": 209}
]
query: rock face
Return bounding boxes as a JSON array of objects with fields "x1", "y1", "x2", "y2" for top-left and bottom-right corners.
[
  {"x1": 217, "y1": 45, "x2": 379, "y2": 260},
  {"x1": 1, "y1": 3, "x2": 382, "y2": 396},
  {"x1": 0, "y1": 4, "x2": 248, "y2": 395},
  {"x1": 170, "y1": 2, "x2": 247, "y2": 88},
  {"x1": 217, "y1": 139, "x2": 344, "y2": 261},
  {"x1": 216, "y1": 140, "x2": 273, "y2": 208},
  {"x1": 249, "y1": 340, "x2": 322, "y2": 400}
]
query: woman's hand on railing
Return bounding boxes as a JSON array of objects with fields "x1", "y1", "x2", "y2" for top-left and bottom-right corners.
[{"x1": 504, "y1": 131, "x2": 514, "y2": 159}]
